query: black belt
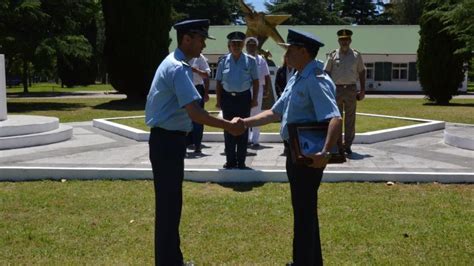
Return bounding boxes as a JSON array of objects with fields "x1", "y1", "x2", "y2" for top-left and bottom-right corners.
[
  {"x1": 336, "y1": 84, "x2": 356, "y2": 89},
  {"x1": 151, "y1": 127, "x2": 188, "y2": 136},
  {"x1": 223, "y1": 89, "x2": 250, "y2": 96}
]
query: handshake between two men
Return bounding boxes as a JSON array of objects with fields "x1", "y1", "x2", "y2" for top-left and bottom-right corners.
[
  {"x1": 225, "y1": 117, "x2": 247, "y2": 136},
  {"x1": 224, "y1": 111, "x2": 342, "y2": 170}
]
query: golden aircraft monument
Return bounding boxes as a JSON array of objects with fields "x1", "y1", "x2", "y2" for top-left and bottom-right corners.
[{"x1": 239, "y1": 0, "x2": 291, "y2": 58}]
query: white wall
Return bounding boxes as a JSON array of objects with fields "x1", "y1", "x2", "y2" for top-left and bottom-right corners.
[
  {"x1": 363, "y1": 54, "x2": 467, "y2": 92},
  {"x1": 0, "y1": 54, "x2": 7, "y2": 121}
]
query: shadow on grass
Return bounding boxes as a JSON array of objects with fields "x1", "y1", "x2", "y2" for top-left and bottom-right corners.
[
  {"x1": 6, "y1": 102, "x2": 86, "y2": 113},
  {"x1": 93, "y1": 99, "x2": 145, "y2": 111},
  {"x1": 423, "y1": 102, "x2": 474, "y2": 107},
  {"x1": 218, "y1": 182, "x2": 265, "y2": 192},
  {"x1": 7, "y1": 92, "x2": 100, "y2": 98}
]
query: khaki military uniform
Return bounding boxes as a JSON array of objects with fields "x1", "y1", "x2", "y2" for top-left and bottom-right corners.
[{"x1": 324, "y1": 48, "x2": 365, "y2": 149}]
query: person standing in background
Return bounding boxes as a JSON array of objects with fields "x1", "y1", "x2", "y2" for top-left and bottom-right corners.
[
  {"x1": 275, "y1": 54, "x2": 295, "y2": 98},
  {"x1": 245, "y1": 37, "x2": 271, "y2": 147},
  {"x1": 215, "y1": 31, "x2": 259, "y2": 169},
  {"x1": 187, "y1": 53, "x2": 211, "y2": 154},
  {"x1": 324, "y1": 29, "x2": 366, "y2": 155}
]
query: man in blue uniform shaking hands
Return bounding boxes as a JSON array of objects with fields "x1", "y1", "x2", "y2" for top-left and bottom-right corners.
[
  {"x1": 240, "y1": 29, "x2": 342, "y2": 265},
  {"x1": 145, "y1": 19, "x2": 245, "y2": 266}
]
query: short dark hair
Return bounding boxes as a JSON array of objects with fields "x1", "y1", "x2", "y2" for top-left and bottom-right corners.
[{"x1": 177, "y1": 31, "x2": 197, "y2": 46}]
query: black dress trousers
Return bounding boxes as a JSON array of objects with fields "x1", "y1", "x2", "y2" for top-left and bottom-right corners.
[
  {"x1": 286, "y1": 145, "x2": 324, "y2": 266},
  {"x1": 221, "y1": 90, "x2": 251, "y2": 166},
  {"x1": 149, "y1": 127, "x2": 187, "y2": 266}
]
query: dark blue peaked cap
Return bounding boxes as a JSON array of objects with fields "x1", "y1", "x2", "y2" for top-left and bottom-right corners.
[
  {"x1": 278, "y1": 29, "x2": 324, "y2": 48},
  {"x1": 227, "y1": 31, "x2": 246, "y2": 41},
  {"x1": 173, "y1": 19, "x2": 215, "y2": 40}
]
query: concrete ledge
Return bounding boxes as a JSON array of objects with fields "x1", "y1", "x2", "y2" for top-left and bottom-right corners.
[
  {"x1": 444, "y1": 125, "x2": 474, "y2": 150},
  {"x1": 93, "y1": 114, "x2": 445, "y2": 144},
  {"x1": 1, "y1": 167, "x2": 472, "y2": 183},
  {"x1": 0, "y1": 125, "x2": 73, "y2": 150},
  {"x1": 93, "y1": 116, "x2": 148, "y2": 141},
  {"x1": 355, "y1": 113, "x2": 445, "y2": 144},
  {"x1": 0, "y1": 115, "x2": 59, "y2": 137}
]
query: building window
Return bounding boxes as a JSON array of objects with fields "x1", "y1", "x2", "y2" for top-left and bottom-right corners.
[
  {"x1": 365, "y1": 63, "x2": 374, "y2": 80},
  {"x1": 392, "y1": 63, "x2": 408, "y2": 80}
]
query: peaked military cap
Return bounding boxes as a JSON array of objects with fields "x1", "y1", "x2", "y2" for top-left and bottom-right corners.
[
  {"x1": 278, "y1": 29, "x2": 324, "y2": 49},
  {"x1": 337, "y1": 29, "x2": 353, "y2": 39},
  {"x1": 173, "y1": 19, "x2": 215, "y2": 40},
  {"x1": 227, "y1": 31, "x2": 246, "y2": 42}
]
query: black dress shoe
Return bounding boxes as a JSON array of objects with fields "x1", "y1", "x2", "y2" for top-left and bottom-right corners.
[
  {"x1": 339, "y1": 147, "x2": 345, "y2": 156},
  {"x1": 223, "y1": 162, "x2": 236, "y2": 169},
  {"x1": 345, "y1": 146, "x2": 353, "y2": 155},
  {"x1": 237, "y1": 163, "x2": 248, "y2": 169}
]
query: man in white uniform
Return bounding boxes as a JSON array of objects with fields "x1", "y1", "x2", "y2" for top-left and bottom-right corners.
[
  {"x1": 245, "y1": 37, "x2": 271, "y2": 147},
  {"x1": 188, "y1": 53, "x2": 211, "y2": 153}
]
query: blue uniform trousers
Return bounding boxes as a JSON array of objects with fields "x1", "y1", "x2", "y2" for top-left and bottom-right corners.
[
  {"x1": 221, "y1": 89, "x2": 251, "y2": 166},
  {"x1": 149, "y1": 127, "x2": 187, "y2": 266},
  {"x1": 286, "y1": 142, "x2": 324, "y2": 266}
]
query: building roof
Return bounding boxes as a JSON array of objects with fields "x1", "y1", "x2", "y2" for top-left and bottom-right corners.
[{"x1": 169, "y1": 25, "x2": 420, "y2": 64}]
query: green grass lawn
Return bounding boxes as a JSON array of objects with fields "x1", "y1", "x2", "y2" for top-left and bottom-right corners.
[
  {"x1": 468, "y1": 82, "x2": 474, "y2": 92},
  {"x1": 0, "y1": 181, "x2": 472, "y2": 265},
  {"x1": 7, "y1": 98, "x2": 145, "y2": 123},
  {"x1": 7, "y1": 97, "x2": 474, "y2": 125},
  {"x1": 113, "y1": 114, "x2": 419, "y2": 133},
  {"x1": 7, "y1": 82, "x2": 115, "y2": 94}
]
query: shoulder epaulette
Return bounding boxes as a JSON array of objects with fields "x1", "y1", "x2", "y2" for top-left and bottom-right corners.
[{"x1": 314, "y1": 67, "x2": 325, "y2": 77}]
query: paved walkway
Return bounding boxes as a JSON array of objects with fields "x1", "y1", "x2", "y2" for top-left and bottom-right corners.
[
  {"x1": 7, "y1": 90, "x2": 474, "y2": 99},
  {"x1": 1, "y1": 121, "x2": 473, "y2": 183}
]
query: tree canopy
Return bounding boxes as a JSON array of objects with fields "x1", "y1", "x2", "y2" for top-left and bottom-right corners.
[
  {"x1": 265, "y1": 0, "x2": 345, "y2": 25},
  {"x1": 0, "y1": 0, "x2": 99, "y2": 91},
  {"x1": 417, "y1": 0, "x2": 470, "y2": 104},
  {"x1": 102, "y1": 0, "x2": 171, "y2": 100}
]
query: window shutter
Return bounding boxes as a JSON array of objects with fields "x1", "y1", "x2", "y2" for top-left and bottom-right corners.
[
  {"x1": 374, "y1": 62, "x2": 384, "y2": 81},
  {"x1": 384, "y1": 62, "x2": 392, "y2": 81},
  {"x1": 408, "y1": 62, "x2": 417, "y2": 81}
]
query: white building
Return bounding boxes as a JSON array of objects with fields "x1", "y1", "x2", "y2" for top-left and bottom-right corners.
[{"x1": 168, "y1": 25, "x2": 468, "y2": 93}]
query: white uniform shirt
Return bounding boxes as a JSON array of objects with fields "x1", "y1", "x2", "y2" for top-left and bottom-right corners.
[
  {"x1": 189, "y1": 54, "x2": 211, "y2": 86},
  {"x1": 255, "y1": 54, "x2": 270, "y2": 86}
]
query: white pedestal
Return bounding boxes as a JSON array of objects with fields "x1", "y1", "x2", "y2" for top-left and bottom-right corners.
[{"x1": 0, "y1": 54, "x2": 7, "y2": 121}]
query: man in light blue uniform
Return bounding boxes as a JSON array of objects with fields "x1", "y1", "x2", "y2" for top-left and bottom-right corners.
[
  {"x1": 215, "y1": 31, "x2": 259, "y2": 169},
  {"x1": 145, "y1": 19, "x2": 245, "y2": 266},
  {"x1": 241, "y1": 29, "x2": 342, "y2": 265}
]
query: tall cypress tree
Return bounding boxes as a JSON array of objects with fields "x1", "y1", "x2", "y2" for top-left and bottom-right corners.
[
  {"x1": 417, "y1": 0, "x2": 468, "y2": 104},
  {"x1": 102, "y1": 0, "x2": 171, "y2": 100}
]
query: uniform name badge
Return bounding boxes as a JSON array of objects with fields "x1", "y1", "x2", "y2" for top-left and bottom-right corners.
[{"x1": 288, "y1": 122, "x2": 346, "y2": 165}]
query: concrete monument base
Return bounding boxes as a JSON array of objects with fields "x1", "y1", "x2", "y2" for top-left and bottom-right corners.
[
  {"x1": 0, "y1": 115, "x2": 72, "y2": 149},
  {"x1": 444, "y1": 124, "x2": 474, "y2": 150}
]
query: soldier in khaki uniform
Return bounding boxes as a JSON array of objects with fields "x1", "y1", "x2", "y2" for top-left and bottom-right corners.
[{"x1": 324, "y1": 29, "x2": 366, "y2": 155}]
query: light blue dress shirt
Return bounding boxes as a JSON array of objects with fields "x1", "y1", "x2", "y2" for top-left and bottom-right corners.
[
  {"x1": 145, "y1": 48, "x2": 202, "y2": 132},
  {"x1": 215, "y1": 53, "x2": 259, "y2": 92},
  {"x1": 271, "y1": 60, "x2": 341, "y2": 141}
]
